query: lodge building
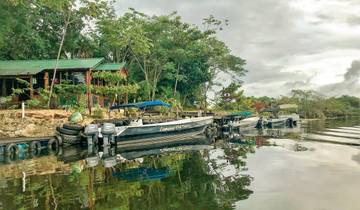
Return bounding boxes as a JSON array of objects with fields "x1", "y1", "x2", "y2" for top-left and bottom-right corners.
[{"x1": 0, "y1": 58, "x2": 128, "y2": 108}]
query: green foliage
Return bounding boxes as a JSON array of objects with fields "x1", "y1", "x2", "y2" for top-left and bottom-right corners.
[
  {"x1": 93, "y1": 85, "x2": 139, "y2": 96},
  {"x1": 54, "y1": 82, "x2": 87, "y2": 95},
  {"x1": 92, "y1": 71, "x2": 139, "y2": 106},
  {"x1": 54, "y1": 82, "x2": 87, "y2": 109},
  {"x1": 1, "y1": 3, "x2": 246, "y2": 109},
  {"x1": 72, "y1": 95, "x2": 87, "y2": 114},
  {"x1": 254, "y1": 89, "x2": 360, "y2": 118},
  {"x1": 0, "y1": 96, "x2": 14, "y2": 108},
  {"x1": 26, "y1": 99, "x2": 41, "y2": 108},
  {"x1": 0, "y1": 0, "x2": 113, "y2": 59},
  {"x1": 96, "y1": 9, "x2": 246, "y2": 104},
  {"x1": 9, "y1": 78, "x2": 50, "y2": 108},
  {"x1": 92, "y1": 71, "x2": 126, "y2": 83},
  {"x1": 214, "y1": 83, "x2": 254, "y2": 112},
  {"x1": 91, "y1": 104, "x2": 105, "y2": 119}
]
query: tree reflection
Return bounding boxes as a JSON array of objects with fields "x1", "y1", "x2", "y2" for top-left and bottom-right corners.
[{"x1": 0, "y1": 143, "x2": 255, "y2": 210}]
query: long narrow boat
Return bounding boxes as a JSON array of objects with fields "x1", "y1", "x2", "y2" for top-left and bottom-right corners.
[
  {"x1": 266, "y1": 118, "x2": 287, "y2": 128},
  {"x1": 115, "y1": 116, "x2": 214, "y2": 140},
  {"x1": 112, "y1": 117, "x2": 214, "y2": 151},
  {"x1": 85, "y1": 101, "x2": 216, "y2": 151},
  {"x1": 230, "y1": 117, "x2": 260, "y2": 131}
]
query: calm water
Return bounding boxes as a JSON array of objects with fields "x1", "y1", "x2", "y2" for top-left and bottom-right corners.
[{"x1": 0, "y1": 118, "x2": 359, "y2": 210}]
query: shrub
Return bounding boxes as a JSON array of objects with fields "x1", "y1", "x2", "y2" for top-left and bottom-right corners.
[{"x1": 92, "y1": 105, "x2": 105, "y2": 119}]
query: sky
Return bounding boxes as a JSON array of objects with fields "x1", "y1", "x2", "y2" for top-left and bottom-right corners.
[{"x1": 113, "y1": 0, "x2": 360, "y2": 98}]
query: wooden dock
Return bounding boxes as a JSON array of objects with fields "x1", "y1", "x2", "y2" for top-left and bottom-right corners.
[{"x1": 0, "y1": 136, "x2": 55, "y2": 145}]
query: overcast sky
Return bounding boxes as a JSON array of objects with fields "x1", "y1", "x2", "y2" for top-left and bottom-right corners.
[{"x1": 114, "y1": 0, "x2": 360, "y2": 98}]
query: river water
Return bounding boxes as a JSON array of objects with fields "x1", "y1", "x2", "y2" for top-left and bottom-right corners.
[{"x1": 0, "y1": 118, "x2": 359, "y2": 210}]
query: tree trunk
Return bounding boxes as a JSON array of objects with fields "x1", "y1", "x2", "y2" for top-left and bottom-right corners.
[
  {"x1": 47, "y1": 14, "x2": 70, "y2": 108},
  {"x1": 151, "y1": 82, "x2": 157, "y2": 101},
  {"x1": 143, "y1": 60, "x2": 151, "y2": 100},
  {"x1": 151, "y1": 65, "x2": 162, "y2": 101},
  {"x1": 173, "y1": 64, "x2": 180, "y2": 97}
]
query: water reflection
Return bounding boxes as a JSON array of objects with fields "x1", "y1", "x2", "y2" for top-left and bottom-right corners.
[
  {"x1": 0, "y1": 142, "x2": 255, "y2": 209},
  {"x1": 0, "y1": 118, "x2": 359, "y2": 210}
]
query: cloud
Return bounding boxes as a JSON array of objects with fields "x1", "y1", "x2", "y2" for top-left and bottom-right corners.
[
  {"x1": 344, "y1": 60, "x2": 360, "y2": 81},
  {"x1": 347, "y1": 15, "x2": 360, "y2": 26},
  {"x1": 114, "y1": 0, "x2": 360, "y2": 97},
  {"x1": 317, "y1": 60, "x2": 360, "y2": 97}
]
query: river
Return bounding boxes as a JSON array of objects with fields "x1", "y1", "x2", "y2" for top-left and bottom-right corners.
[{"x1": 0, "y1": 118, "x2": 359, "y2": 210}]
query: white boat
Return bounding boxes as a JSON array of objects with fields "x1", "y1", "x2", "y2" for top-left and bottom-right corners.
[
  {"x1": 279, "y1": 113, "x2": 300, "y2": 127},
  {"x1": 230, "y1": 117, "x2": 260, "y2": 131}
]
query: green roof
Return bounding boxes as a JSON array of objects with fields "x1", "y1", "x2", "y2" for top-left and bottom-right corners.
[
  {"x1": 0, "y1": 58, "x2": 104, "y2": 76},
  {"x1": 94, "y1": 62, "x2": 126, "y2": 71}
]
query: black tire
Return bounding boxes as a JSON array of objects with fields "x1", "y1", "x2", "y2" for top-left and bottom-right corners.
[
  {"x1": 55, "y1": 134, "x2": 63, "y2": 146},
  {"x1": 5, "y1": 143, "x2": 19, "y2": 155},
  {"x1": 61, "y1": 134, "x2": 81, "y2": 145},
  {"x1": 48, "y1": 138, "x2": 59, "y2": 150},
  {"x1": 29, "y1": 148, "x2": 41, "y2": 157},
  {"x1": 29, "y1": 141, "x2": 42, "y2": 151},
  {"x1": 63, "y1": 123, "x2": 84, "y2": 131},
  {"x1": 56, "y1": 127, "x2": 80, "y2": 135}
]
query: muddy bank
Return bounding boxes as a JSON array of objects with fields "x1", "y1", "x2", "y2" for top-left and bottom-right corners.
[{"x1": 0, "y1": 109, "x2": 73, "y2": 139}]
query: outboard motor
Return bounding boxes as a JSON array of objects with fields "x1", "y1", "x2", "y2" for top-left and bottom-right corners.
[
  {"x1": 86, "y1": 156, "x2": 99, "y2": 167},
  {"x1": 103, "y1": 156, "x2": 117, "y2": 168},
  {"x1": 255, "y1": 117, "x2": 264, "y2": 129},
  {"x1": 84, "y1": 124, "x2": 99, "y2": 146},
  {"x1": 286, "y1": 118, "x2": 294, "y2": 128},
  {"x1": 101, "y1": 123, "x2": 116, "y2": 147}
]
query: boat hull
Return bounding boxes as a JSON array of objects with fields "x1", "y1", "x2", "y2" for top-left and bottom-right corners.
[
  {"x1": 116, "y1": 133, "x2": 211, "y2": 152},
  {"x1": 114, "y1": 117, "x2": 214, "y2": 151},
  {"x1": 115, "y1": 117, "x2": 213, "y2": 138},
  {"x1": 231, "y1": 117, "x2": 260, "y2": 131},
  {"x1": 267, "y1": 119, "x2": 287, "y2": 128}
]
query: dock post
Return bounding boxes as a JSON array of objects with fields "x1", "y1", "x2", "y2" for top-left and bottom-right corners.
[{"x1": 21, "y1": 102, "x2": 25, "y2": 119}]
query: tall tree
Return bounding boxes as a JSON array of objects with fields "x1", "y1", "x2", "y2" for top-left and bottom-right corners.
[{"x1": 46, "y1": 0, "x2": 112, "y2": 107}]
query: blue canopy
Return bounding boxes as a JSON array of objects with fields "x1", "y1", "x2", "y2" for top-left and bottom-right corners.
[
  {"x1": 112, "y1": 167, "x2": 170, "y2": 181},
  {"x1": 231, "y1": 111, "x2": 253, "y2": 118},
  {"x1": 110, "y1": 100, "x2": 171, "y2": 110}
]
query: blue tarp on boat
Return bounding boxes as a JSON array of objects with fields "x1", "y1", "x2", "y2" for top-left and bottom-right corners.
[
  {"x1": 231, "y1": 111, "x2": 253, "y2": 118},
  {"x1": 112, "y1": 167, "x2": 170, "y2": 181},
  {"x1": 110, "y1": 100, "x2": 171, "y2": 110}
]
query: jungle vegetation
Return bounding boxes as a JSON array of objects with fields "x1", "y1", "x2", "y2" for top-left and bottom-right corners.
[
  {"x1": 0, "y1": 0, "x2": 359, "y2": 118},
  {"x1": 0, "y1": 0, "x2": 246, "y2": 110},
  {"x1": 215, "y1": 83, "x2": 359, "y2": 118}
]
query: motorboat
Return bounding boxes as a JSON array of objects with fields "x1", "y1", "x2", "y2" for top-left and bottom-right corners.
[{"x1": 84, "y1": 100, "x2": 216, "y2": 151}]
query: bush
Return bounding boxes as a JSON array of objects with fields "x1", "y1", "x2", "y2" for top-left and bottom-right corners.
[
  {"x1": 92, "y1": 105, "x2": 105, "y2": 119},
  {"x1": 0, "y1": 96, "x2": 13, "y2": 108},
  {"x1": 72, "y1": 95, "x2": 87, "y2": 115},
  {"x1": 26, "y1": 99, "x2": 41, "y2": 108}
]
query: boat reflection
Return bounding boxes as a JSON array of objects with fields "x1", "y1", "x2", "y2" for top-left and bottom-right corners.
[{"x1": 0, "y1": 139, "x2": 255, "y2": 210}]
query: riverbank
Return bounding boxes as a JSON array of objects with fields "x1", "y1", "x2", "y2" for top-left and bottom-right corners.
[
  {"x1": 0, "y1": 109, "x2": 178, "y2": 139},
  {"x1": 0, "y1": 109, "x2": 73, "y2": 139}
]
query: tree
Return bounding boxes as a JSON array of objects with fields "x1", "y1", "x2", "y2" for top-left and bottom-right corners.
[
  {"x1": 47, "y1": 0, "x2": 112, "y2": 107},
  {"x1": 96, "y1": 10, "x2": 247, "y2": 105},
  {"x1": 215, "y1": 82, "x2": 254, "y2": 111},
  {"x1": 92, "y1": 71, "x2": 139, "y2": 107}
]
